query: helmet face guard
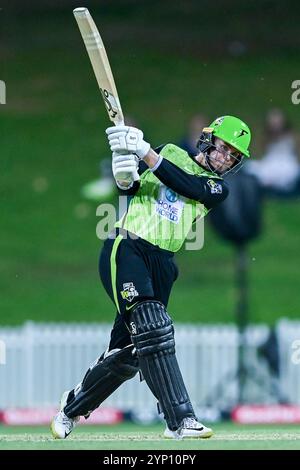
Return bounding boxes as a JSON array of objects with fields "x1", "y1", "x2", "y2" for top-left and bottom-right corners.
[
  {"x1": 196, "y1": 130, "x2": 244, "y2": 176},
  {"x1": 196, "y1": 116, "x2": 251, "y2": 176}
]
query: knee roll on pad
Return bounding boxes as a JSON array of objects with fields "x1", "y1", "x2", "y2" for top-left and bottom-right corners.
[
  {"x1": 129, "y1": 300, "x2": 175, "y2": 356},
  {"x1": 130, "y1": 300, "x2": 195, "y2": 431},
  {"x1": 100, "y1": 346, "x2": 139, "y2": 380}
]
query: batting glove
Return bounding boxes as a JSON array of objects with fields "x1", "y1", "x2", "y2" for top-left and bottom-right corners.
[
  {"x1": 106, "y1": 126, "x2": 150, "y2": 160},
  {"x1": 112, "y1": 153, "x2": 140, "y2": 189}
]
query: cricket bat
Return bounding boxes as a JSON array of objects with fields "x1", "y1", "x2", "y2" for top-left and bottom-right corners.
[{"x1": 73, "y1": 7, "x2": 124, "y2": 126}]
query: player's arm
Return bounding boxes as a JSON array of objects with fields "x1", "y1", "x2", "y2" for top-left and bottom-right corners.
[
  {"x1": 148, "y1": 153, "x2": 229, "y2": 208},
  {"x1": 113, "y1": 144, "x2": 228, "y2": 208},
  {"x1": 106, "y1": 125, "x2": 228, "y2": 207},
  {"x1": 143, "y1": 149, "x2": 228, "y2": 208}
]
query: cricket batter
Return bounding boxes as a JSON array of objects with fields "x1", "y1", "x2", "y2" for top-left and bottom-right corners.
[{"x1": 51, "y1": 115, "x2": 251, "y2": 439}]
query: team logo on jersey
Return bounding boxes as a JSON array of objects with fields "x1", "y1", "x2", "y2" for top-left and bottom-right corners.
[
  {"x1": 121, "y1": 282, "x2": 139, "y2": 303},
  {"x1": 156, "y1": 186, "x2": 184, "y2": 224},
  {"x1": 207, "y1": 179, "x2": 222, "y2": 194}
]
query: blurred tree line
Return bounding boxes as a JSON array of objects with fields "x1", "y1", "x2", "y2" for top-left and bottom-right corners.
[{"x1": 1, "y1": 0, "x2": 300, "y2": 57}]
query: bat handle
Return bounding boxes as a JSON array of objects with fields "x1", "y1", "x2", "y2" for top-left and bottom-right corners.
[{"x1": 115, "y1": 119, "x2": 125, "y2": 126}]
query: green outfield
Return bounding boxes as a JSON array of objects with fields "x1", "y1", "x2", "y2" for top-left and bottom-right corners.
[
  {"x1": 1, "y1": 8, "x2": 300, "y2": 325},
  {"x1": 0, "y1": 423, "x2": 300, "y2": 450}
]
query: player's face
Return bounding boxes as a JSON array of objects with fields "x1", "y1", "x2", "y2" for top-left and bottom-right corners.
[{"x1": 209, "y1": 138, "x2": 241, "y2": 173}]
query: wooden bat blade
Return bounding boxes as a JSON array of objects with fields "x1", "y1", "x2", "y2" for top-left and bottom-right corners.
[{"x1": 73, "y1": 7, "x2": 124, "y2": 125}]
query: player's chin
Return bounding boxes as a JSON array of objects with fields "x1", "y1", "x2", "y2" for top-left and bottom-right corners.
[
  {"x1": 211, "y1": 163, "x2": 225, "y2": 173},
  {"x1": 216, "y1": 160, "x2": 232, "y2": 172}
]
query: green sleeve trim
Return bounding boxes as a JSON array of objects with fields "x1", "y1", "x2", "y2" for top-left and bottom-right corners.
[{"x1": 110, "y1": 234, "x2": 123, "y2": 313}]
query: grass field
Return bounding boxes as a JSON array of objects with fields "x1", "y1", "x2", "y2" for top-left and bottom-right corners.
[
  {"x1": 0, "y1": 422, "x2": 300, "y2": 450},
  {"x1": 1, "y1": 8, "x2": 300, "y2": 325}
]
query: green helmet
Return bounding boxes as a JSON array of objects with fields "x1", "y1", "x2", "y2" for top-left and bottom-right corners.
[{"x1": 208, "y1": 115, "x2": 251, "y2": 158}]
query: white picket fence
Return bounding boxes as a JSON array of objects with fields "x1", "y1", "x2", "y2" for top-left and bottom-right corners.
[{"x1": 0, "y1": 320, "x2": 299, "y2": 411}]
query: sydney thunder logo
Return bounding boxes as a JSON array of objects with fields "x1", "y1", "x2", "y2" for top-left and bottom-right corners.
[
  {"x1": 121, "y1": 282, "x2": 139, "y2": 303},
  {"x1": 207, "y1": 179, "x2": 222, "y2": 194}
]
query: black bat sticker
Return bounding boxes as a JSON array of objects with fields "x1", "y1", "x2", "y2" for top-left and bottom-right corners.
[{"x1": 100, "y1": 88, "x2": 118, "y2": 118}]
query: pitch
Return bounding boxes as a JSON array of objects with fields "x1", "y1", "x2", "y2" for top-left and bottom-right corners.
[{"x1": 0, "y1": 423, "x2": 300, "y2": 450}]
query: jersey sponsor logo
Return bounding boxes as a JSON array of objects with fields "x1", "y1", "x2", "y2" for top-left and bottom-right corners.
[
  {"x1": 165, "y1": 188, "x2": 178, "y2": 203},
  {"x1": 121, "y1": 282, "x2": 139, "y2": 303},
  {"x1": 207, "y1": 179, "x2": 222, "y2": 194},
  {"x1": 156, "y1": 186, "x2": 184, "y2": 224}
]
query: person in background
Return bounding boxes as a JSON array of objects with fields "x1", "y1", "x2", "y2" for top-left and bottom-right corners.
[
  {"x1": 178, "y1": 114, "x2": 208, "y2": 157},
  {"x1": 246, "y1": 108, "x2": 300, "y2": 197}
]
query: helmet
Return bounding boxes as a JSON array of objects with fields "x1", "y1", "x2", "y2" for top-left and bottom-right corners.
[
  {"x1": 209, "y1": 115, "x2": 251, "y2": 158},
  {"x1": 196, "y1": 115, "x2": 251, "y2": 175}
]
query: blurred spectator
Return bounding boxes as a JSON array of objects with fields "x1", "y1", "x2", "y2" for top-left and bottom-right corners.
[
  {"x1": 81, "y1": 116, "x2": 139, "y2": 202},
  {"x1": 178, "y1": 114, "x2": 208, "y2": 156},
  {"x1": 246, "y1": 109, "x2": 300, "y2": 198},
  {"x1": 81, "y1": 158, "x2": 115, "y2": 202}
]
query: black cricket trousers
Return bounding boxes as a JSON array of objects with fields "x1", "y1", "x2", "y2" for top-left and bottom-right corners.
[{"x1": 99, "y1": 229, "x2": 178, "y2": 351}]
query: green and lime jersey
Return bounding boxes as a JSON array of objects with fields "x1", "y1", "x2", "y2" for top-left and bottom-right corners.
[{"x1": 115, "y1": 144, "x2": 228, "y2": 252}]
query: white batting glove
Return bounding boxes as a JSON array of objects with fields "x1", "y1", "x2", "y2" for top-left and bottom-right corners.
[
  {"x1": 106, "y1": 126, "x2": 150, "y2": 160},
  {"x1": 112, "y1": 153, "x2": 140, "y2": 189}
]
